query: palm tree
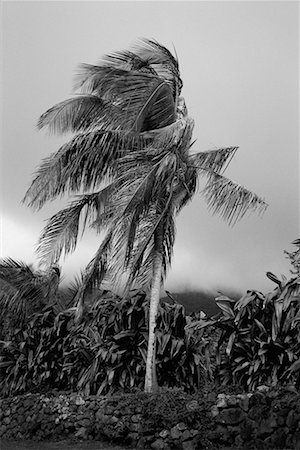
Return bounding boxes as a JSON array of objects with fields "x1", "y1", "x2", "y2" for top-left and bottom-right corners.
[
  {"x1": 23, "y1": 39, "x2": 267, "y2": 392},
  {"x1": 0, "y1": 258, "x2": 60, "y2": 337}
]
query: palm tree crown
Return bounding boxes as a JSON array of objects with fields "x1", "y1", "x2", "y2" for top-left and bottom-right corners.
[
  {"x1": 23, "y1": 39, "x2": 267, "y2": 391},
  {"x1": 24, "y1": 38, "x2": 266, "y2": 297}
]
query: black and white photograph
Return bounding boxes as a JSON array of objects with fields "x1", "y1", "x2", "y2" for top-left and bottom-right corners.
[{"x1": 1, "y1": 1, "x2": 299, "y2": 449}]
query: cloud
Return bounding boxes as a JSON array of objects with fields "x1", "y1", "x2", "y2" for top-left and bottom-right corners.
[{"x1": 0, "y1": 216, "x2": 38, "y2": 263}]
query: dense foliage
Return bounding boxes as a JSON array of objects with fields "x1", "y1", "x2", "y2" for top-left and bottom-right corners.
[
  {"x1": 1, "y1": 243, "x2": 299, "y2": 396},
  {"x1": 0, "y1": 291, "x2": 212, "y2": 397},
  {"x1": 0, "y1": 259, "x2": 61, "y2": 339},
  {"x1": 192, "y1": 272, "x2": 300, "y2": 390}
]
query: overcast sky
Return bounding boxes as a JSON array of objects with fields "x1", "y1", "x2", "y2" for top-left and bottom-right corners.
[{"x1": 1, "y1": 1, "x2": 299, "y2": 294}]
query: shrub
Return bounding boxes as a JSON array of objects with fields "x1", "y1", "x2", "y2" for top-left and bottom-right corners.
[
  {"x1": 0, "y1": 290, "x2": 213, "y2": 397},
  {"x1": 194, "y1": 272, "x2": 300, "y2": 391}
]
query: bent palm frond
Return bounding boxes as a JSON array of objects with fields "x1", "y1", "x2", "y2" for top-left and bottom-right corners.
[
  {"x1": 132, "y1": 38, "x2": 182, "y2": 98},
  {"x1": 201, "y1": 172, "x2": 268, "y2": 226},
  {"x1": 23, "y1": 130, "x2": 152, "y2": 210},
  {"x1": 36, "y1": 184, "x2": 118, "y2": 265},
  {"x1": 190, "y1": 146, "x2": 239, "y2": 175},
  {"x1": 75, "y1": 67, "x2": 176, "y2": 132},
  {"x1": 37, "y1": 204, "x2": 82, "y2": 266},
  {"x1": 0, "y1": 258, "x2": 36, "y2": 287},
  {"x1": 98, "y1": 49, "x2": 157, "y2": 74},
  {"x1": 37, "y1": 95, "x2": 123, "y2": 134},
  {"x1": 74, "y1": 230, "x2": 113, "y2": 308}
]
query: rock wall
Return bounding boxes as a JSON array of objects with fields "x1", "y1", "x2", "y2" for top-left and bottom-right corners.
[
  {"x1": 0, "y1": 387, "x2": 300, "y2": 449},
  {"x1": 209, "y1": 387, "x2": 300, "y2": 449}
]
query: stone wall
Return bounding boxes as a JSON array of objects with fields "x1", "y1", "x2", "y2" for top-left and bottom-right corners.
[
  {"x1": 0, "y1": 387, "x2": 300, "y2": 449},
  {"x1": 209, "y1": 387, "x2": 300, "y2": 449}
]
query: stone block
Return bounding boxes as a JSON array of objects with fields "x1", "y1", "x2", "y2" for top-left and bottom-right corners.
[
  {"x1": 151, "y1": 438, "x2": 165, "y2": 449},
  {"x1": 207, "y1": 392, "x2": 217, "y2": 402},
  {"x1": 159, "y1": 429, "x2": 169, "y2": 439},
  {"x1": 75, "y1": 396, "x2": 85, "y2": 406},
  {"x1": 182, "y1": 429, "x2": 192, "y2": 441},
  {"x1": 132, "y1": 414, "x2": 142, "y2": 423},
  {"x1": 0, "y1": 425, "x2": 7, "y2": 436},
  {"x1": 131, "y1": 423, "x2": 142, "y2": 432},
  {"x1": 238, "y1": 396, "x2": 249, "y2": 412},
  {"x1": 77, "y1": 418, "x2": 91, "y2": 427},
  {"x1": 277, "y1": 415, "x2": 285, "y2": 426},
  {"x1": 216, "y1": 407, "x2": 245, "y2": 425},
  {"x1": 137, "y1": 437, "x2": 146, "y2": 449},
  {"x1": 211, "y1": 405, "x2": 219, "y2": 417},
  {"x1": 287, "y1": 410, "x2": 299, "y2": 429},
  {"x1": 74, "y1": 427, "x2": 88, "y2": 439},
  {"x1": 234, "y1": 435, "x2": 244, "y2": 447},
  {"x1": 104, "y1": 405, "x2": 115, "y2": 415},
  {"x1": 227, "y1": 396, "x2": 238, "y2": 407},
  {"x1": 257, "y1": 385, "x2": 269, "y2": 393},
  {"x1": 17, "y1": 407, "x2": 25, "y2": 415},
  {"x1": 182, "y1": 440, "x2": 195, "y2": 450},
  {"x1": 170, "y1": 426, "x2": 181, "y2": 439},
  {"x1": 127, "y1": 432, "x2": 139, "y2": 443},
  {"x1": 216, "y1": 397, "x2": 227, "y2": 409},
  {"x1": 176, "y1": 422, "x2": 187, "y2": 431}
]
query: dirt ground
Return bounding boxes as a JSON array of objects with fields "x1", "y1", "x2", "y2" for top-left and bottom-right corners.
[{"x1": 0, "y1": 440, "x2": 132, "y2": 450}]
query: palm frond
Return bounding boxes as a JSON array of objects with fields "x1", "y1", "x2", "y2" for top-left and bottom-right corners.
[
  {"x1": 135, "y1": 205, "x2": 176, "y2": 288},
  {"x1": 0, "y1": 259, "x2": 60, "y2": 320},
  {"x1": 124, "y1": 189, "x2": 175, "y2": 292},
  {"x1": 74, "y1": 230, "x2": 113, "y2": 306},
  {"x1": 0, "y1": 257, "x2": 36, "y2": 286},
  {"x1": 141, "y1": 118, "x2": 189, "y2": 148},
  {"x1": 112, "y1": 150, "x2": 180, "y2": 269},
  {"x1": 99, "y1": 49, "x2": 157, "y2": 74},
  {"x1": 36, "y1": 186, "x2": 115, "y2": 265},
  {"x1": 76, "y1": 66, "x2": 176, "y2": 132},
  {"x1": 0, "y1": 290, "x2": 28, "y2": 325},
  {"x1": 189, "y1": 146, "x2": 239, "y2": 175},
  {"x1": 37, "y1": 203, "x2": 82, "y2": 265},
  {"x1": 132, "y1": 38, "x2": 182, "y2": 98},
  {"x1": 201, "y1": 172, "x2": 268, "y2": 226},
  {"x1": 37, "y1": 95, "x2": 123, "y2": 134},
  {"x1": 23, "y1": 130, "x2": 151, "y2": 210}
]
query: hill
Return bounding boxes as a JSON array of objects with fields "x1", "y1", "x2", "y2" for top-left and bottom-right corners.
[{"x1": 161, "y1": 289, "x2": 241, "y2": 317}]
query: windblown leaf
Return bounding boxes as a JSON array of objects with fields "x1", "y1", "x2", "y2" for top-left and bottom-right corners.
[
  {"x1": 23, "y1": 130, "x2": 151, "y2": 210},
  {"x1": 37, "y1": 95, "x2": 123, "y2": 134},
  {"x1": 132, "y1": 38, "x2": 182, "y2": 98},
  {"x1": 190, "y1": 146, "x2": 238, "y2": 175},
  {"x1": 74, "y1": 230, "x2": 113, "y2": 309},
  {"x1": 75, "y1": 66, "x2": 176, "y2": 132},
  {"x1": 201, "y1": 172, "x2": 268, "y2": 226}
]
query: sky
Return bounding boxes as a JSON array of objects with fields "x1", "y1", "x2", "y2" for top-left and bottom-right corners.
[{"x1": 1, "y1": 1, "x2": 299, "y2": 295}]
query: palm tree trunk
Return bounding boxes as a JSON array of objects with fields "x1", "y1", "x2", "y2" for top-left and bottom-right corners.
[{"x1": 144, "y1": 229, "x2": 163, "y2": 393}]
